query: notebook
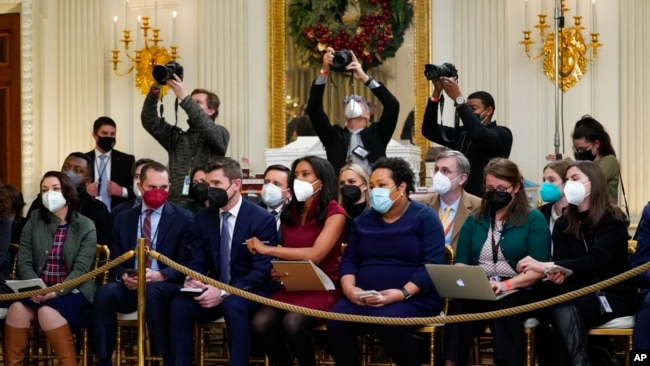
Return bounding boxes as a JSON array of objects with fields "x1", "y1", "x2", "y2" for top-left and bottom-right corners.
[
  {"x1": 271, "y1": 260, "x2": 335, "y2": 291},
  {"x1": 425, "y1": 264, "x2": 518, "y2": 301}
]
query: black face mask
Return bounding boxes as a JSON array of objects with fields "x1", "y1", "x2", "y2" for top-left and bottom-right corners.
[
  {"x1": 575, "y1": 150, "x2": 596, "y2": 161},
  {"x1": 485, "y1": 190, "x2": 513, "y2": 216},
  {"x1": 340, "y1": 185, "x2": 362, "y2": 205},
  {"x1": 190, "y1": 182, "x2": 209, "y2": 203},
  {"x1": 207, "y1": 186, "x2": 230, "y2": 208},
  {"x1": 97, "y1": 136, "x2": 116, "y2": 152}
]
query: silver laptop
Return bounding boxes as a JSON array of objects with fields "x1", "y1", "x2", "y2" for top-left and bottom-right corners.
[{"x1": 425, "y1": 264, "x2": 518, "y2": 301}]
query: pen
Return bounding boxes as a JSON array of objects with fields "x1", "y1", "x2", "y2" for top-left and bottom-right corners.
[{"x1": 242, "y1": 241, "x2": 270, "y2": 245}]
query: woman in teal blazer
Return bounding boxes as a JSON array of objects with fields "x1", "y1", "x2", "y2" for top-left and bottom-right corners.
[
  {"x1": 443, "y1": 158, "x2": 551, "y2": 366},
  {"x1": 5, "y1": 171, "x2": 97, "y2": 366}
]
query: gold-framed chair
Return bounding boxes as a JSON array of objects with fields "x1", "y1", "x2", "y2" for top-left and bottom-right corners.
[{"x1": 195, "y1": 317, "x2": 268, "y2": 366}]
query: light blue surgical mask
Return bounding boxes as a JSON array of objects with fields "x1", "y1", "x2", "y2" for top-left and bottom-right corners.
[
  {"x1": 369, "y1": 187, "x2": 398, "y2": 213},
  {"x1": 540, "y1": 182, "x2": 562, "y2": 203}
]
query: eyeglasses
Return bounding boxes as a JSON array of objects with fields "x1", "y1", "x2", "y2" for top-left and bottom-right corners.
[
  {"x1": 484, "y1": 185, "x2": 512, "y2": 193},
  {"x1": 573, "y1": 145, "x2": 593, "y2": 153},
  {"x1": 343, "y1": 95, "x2": 367, "y2": 105},
  {"x1": 432, "y1": 168, "x2": 457, "y2": 176}
]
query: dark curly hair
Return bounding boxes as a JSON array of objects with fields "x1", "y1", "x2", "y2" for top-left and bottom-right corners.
[
  {"x1": 281, "y1": 156, "x2": 338, "y2": 227},
  {"x1": 370, "y1": 157, "x2": 415, "y2": 199},
  {"x1": 0, "y1": 183, "x2": 24, "y2": 218}
]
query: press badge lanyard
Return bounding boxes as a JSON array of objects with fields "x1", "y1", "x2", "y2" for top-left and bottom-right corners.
[
  {"x1": 95, "y1": 152, "x2": 111, "y2": 194},
  {"x1": 490, "y1": 218, "x2": 500, "y2": 281},
  {"x1": 138, "y1": 210, "x2": 161, "y2": 267},
  {"x1": 581, "y1": 231, "x2": 613, "y2": 313}
]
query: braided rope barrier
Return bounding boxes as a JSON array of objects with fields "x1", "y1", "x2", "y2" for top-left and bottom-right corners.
[
  {"x1": 151, "y1": 250, "x2": 650, "y2": 325},
  {"x1": 0, "y1": 250, "x2": 134, "y2": 301},
  {"x1": 4, "y1": 247, "x2": 647, "y2": 326}
]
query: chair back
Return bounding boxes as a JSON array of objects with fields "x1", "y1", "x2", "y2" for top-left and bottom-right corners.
[{"x1": 94, "y1": 244, "x2": 111, "y2": 285}]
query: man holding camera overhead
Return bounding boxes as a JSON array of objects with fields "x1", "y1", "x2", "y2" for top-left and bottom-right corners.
[
  {"x1": 141, "y1": 70, "x2": 230, "y2": 208},
  {"x1": 421, "y1": 71, "x2": 512, "y2": 197},
  {"x1": 306, "y1": 47, "x2": 400, "y2": 174}
]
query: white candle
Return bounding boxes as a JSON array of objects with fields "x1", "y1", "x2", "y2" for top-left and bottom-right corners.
[
  {"x1": 137, "y1": 15, "x2": 142, "y2": 49},
  {"x1": 172, "y1": 11, "x2": 177, "y2": 45},
  {"x1": 592, "y1": 0, "x2": 597, "y2": 32},
  {"x1": 113, "y1": 16, "x2": 118, "y2": 49},
  {"x1": 155, "y1": 1, "x2": 158, "y2": 28},
  {"x1": 576, "y1": 0, "x2": 580, "y2": 16},
  {"x1": 125, "y1": 0, "x2": 129, "y2": 29},
  {"x1": 525, "y1": 0, "x2": 529, "y2": 29},
  {"x1": 541, "y1": 0, "x2": 546, "y2": 14}
]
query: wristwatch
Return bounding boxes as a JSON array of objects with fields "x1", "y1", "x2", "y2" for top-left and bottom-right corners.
[
  {"x1": 455, "y1": 96, "x2": 466, "y2": 106},
  {"x1": 400, "y1": 287, "x2": 412, "y2": 300}
]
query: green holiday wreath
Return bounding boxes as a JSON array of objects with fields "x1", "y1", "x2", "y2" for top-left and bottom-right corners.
[{"x1": 288, "y1": 0, "x2": 414, "y2": 70}]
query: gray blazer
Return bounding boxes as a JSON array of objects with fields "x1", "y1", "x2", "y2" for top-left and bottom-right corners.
[{"x1": 18, "y1": 210, "x2": 97, "y2": 303}]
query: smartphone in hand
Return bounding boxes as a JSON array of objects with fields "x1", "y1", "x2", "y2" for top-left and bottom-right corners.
[
  {"x1": 354, "y1": 290, "x2": 381, "y2": 299},
  {"x1": 125, "y1": 269, "x2": 138, "y2": 277},
  {"x1": 544, "y1": 265, "x2": 573, "y2": 277}
]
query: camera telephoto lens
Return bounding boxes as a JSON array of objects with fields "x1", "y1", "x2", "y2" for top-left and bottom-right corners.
[
  {"x1": 152, "y1": 62, "x2": 184, "y2": 85},
  {"x1": 424, "y1": 63, "x2": 458, "y2": 80},
  {"x1": 331, "y1": 49, "x2": 353, "y2": 73}
]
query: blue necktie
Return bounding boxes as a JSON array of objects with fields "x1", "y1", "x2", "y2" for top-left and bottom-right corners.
[
  {"x1": 219, "y1": 211, "x2": 232, "y2": 284},
  {"x1": 98, "y1": 154, "x2": 111, "y2": 210}
]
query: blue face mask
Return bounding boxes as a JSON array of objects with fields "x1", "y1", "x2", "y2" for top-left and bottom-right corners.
[
  {"x1": 540, "y1": 182, "x2": 562, "y2": 203},
  {"x1": 369, "y1": 187, "x2": 397, "y2": 213}
]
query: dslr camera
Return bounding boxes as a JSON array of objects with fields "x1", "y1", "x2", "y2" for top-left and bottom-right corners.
[
  {"x1": 330, "y1": 49, "x2": 353, "y2": 73},
  {"x1": 424, "y1": 62, "x2": 458, "y2": 80},
  {"x1": 152, "y1": 61, "x2": 184, "y2": 85}
]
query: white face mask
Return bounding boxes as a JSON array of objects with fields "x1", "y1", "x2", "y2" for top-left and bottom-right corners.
[
  {"x1": 133, "y1": 180, "x2": 142, "y2": 198},
  {"x1": 345, "y1": 100, "x2": 365, "y2": 119},
  {"x1": 42, "y1": 190, "x2": 67, "y2": 213},
  {"x1": 564, "y1": 181, "x2": 590, "y2": 205},
  {"x1": 432, "y1": 171, "x2": 460, "y2": 195},
  {"x1": 261, "y1": 183, "x2": 286, "y2": 208},
  {"x1": 293, "y1": 179, "x2": 320, "y2": 202}
]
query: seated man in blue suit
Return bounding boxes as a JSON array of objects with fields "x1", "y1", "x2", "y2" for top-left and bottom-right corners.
[
  {"x1": 169, "y1": 157, "x2": 279, "y2": 366},
  {"x1": 93, "y1": 161, "x2": 196, "y2": 366}
]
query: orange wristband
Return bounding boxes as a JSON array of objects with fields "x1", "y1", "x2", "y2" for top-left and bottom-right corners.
[{"x1": 504, "y1": 280, "x2": 513, "y2": 291}]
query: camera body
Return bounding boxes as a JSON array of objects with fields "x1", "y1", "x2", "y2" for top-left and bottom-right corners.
[
  {"x1": 331, "y1": 49, "x2": 353, "y2": 73},
  {"x1": 424, "y1": 62, "x2": 459, "y2": 80},
  {"x1": 152, "y1": 61, "x2": 184, "y2": 85}
]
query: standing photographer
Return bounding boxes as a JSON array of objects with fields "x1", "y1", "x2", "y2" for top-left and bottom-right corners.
[
  {"x1": 306, "y1": 47, "x2": 399, "y2": 174},
  {"x1": 421, "y1": 75, "x2": 512, "y2": 196},
  {"x1": 141, "y1": 73, "x2": 230, "y2": 207}
]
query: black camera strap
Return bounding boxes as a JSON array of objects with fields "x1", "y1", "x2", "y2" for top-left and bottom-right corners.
[
  {"x1": 159, "y1": 96, "x2": 183, "y2": 150},
  {"x1": 437, "y1": 94, "x2": 460, "y2": 144}
]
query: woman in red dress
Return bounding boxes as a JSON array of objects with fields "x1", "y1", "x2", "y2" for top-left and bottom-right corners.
[{"x1": 248, "y1": 155, "x2": 346, "y2": 366}]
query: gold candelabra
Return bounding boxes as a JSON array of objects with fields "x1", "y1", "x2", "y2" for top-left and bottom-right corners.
[
  {"x1": 520, "y1": 0, "x2": 602, "y2": 91},
  {"x1": 110, "y1": 15, "x2": 179, "y2": 96}
]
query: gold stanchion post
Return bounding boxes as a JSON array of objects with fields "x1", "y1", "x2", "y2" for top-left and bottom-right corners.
[{"x1": 136, "y1": 238, "x2": 147, "y2": 366}]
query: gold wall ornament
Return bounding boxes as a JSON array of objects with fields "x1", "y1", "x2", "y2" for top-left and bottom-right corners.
[
  {"x1": 520, "y1": 0, "x2": 601, "y2": 92},
  {"x1": 110, "y1": 15, "x2": 179, "y2": 97}
]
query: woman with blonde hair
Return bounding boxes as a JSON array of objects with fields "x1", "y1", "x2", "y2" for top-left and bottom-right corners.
[{"x1": 338, "y1": 163, "x2": 370, "y2": 219}]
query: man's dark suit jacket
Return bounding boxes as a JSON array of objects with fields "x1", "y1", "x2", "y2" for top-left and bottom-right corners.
[
  {"x1": 110, "y1": 202, "x2": 196, "y2": 284},
  {"x1": 306, "y1": 82, "x2": 400, "y2": 174},
  {"x1": 192, "y1": 198, "x2": 278, "y2": 294},
  {"x1": 86, "y1": 149, "x2": 136, "y2": 208}
]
